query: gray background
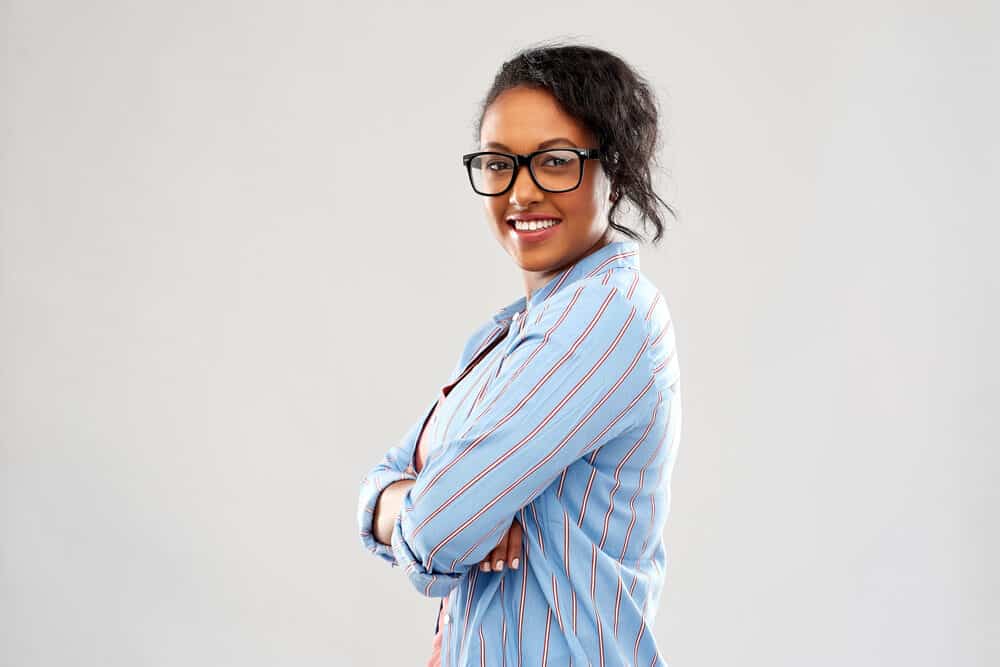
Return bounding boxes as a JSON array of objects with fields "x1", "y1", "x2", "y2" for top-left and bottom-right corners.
[{"x1": 2, "y1": 1, "x2": 996, "y2": 665}]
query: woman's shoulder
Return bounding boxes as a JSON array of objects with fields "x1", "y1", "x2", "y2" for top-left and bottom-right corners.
[
  {"x1": 538, "y1": 268, "x2": 679, "y2": 384},
  {"x1": 543, "y1": 267, "x2": 670, "y2": 336}
]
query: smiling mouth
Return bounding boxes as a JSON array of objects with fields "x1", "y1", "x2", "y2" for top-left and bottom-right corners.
[{"x1": 506, "y1": 218, "x2": 563, "y2": 232}]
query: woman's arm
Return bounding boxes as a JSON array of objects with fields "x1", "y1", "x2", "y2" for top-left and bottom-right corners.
[
  {"x1": 358, "y1": 334, "x2": 483, "y2": 565},
  {"x1": 388, "y1": 281, "x2": 664, "y2": 598},
  {"x1": 357, "y1": 402, "x2": 432, "y2": 565},
  {"x1": 372, "y1": 478, "x2": 416, "y2": 546}
]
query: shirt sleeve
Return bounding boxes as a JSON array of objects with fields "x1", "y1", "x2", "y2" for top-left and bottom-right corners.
[
  {"x1": 356, "y1": 331, "x2": 488, "y2": 567},
  {"x1": 389, "y1": 280, "x2": 656, "y2": 597},
  {"x1": 356, "y1": 399, "x2": 428, "y2": 566}
]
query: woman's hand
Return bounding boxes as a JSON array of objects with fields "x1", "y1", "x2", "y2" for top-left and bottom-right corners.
[{"x1": 480, "y1": 517, "x2": 523, "y2": 572}]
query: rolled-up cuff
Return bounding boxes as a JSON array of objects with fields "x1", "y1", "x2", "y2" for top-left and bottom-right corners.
[{"x1": 390, "y1": 508, "x2": 464, "y2": 597}]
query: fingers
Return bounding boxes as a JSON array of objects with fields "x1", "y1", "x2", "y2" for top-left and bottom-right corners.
[
  {"x1": 480, "y1": 519, "x2": 525, "y2": 572},
  {"x1": 482, "y1": 527, "x2": 509, "y2": 572},
  {"x1": 507, "y1": 518, "x2": 523, "y2": 570}
]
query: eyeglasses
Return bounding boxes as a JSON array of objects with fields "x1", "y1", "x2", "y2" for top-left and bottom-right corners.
[{"x1": 461, "y1": 147, "x2": 603, "y2": 196}]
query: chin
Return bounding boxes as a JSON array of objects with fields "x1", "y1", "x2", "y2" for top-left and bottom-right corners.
[{"x1": 510, "y1": 243, "x2": 566, "y2": 270}]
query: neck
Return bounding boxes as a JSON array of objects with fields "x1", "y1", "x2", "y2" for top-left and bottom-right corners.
[{"x1": 520, "y1": 231, "x2": 616, "y2": 307}]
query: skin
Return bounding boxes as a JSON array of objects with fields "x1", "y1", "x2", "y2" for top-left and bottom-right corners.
[{"x1": 373, "y1": 84, "x2": 619, "y2": 575}]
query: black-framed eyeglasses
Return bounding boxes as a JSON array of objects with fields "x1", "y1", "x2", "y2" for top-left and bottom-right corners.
[{"x1": 461, "y1": 147, "x2": 603, "y2": 196}]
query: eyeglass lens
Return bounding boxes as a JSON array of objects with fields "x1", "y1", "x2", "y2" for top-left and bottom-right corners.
[{"x1": 468, "y1": 150, "x2": 582, "y2": 195}]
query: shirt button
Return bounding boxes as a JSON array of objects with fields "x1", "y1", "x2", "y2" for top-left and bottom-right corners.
[{"x1": 443, "y1": 612, "x2": 451, "y2": 625}]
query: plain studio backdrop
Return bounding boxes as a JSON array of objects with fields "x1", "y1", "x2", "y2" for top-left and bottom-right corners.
[{"x1": 1, "y1": 1, "x2": 996, "y2": 665}]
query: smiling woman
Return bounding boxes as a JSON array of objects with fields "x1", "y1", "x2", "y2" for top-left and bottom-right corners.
[
  {"x1": 357, "y1": 40, "x2": 682, "y2": 667},
  {"x1": 475, "y1": 86, "x2": 621, "y2": 279}
]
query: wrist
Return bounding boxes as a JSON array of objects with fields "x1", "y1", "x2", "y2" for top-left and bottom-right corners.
[{"x1": 373, "y1": 479, "x2": 416, "y2": 545}]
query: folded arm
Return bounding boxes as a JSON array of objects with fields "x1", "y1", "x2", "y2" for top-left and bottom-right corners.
[
  {"x1": 356, "y1": 400, "x2": 430, "y2": 566},
  {"x1": 389, "y1": 282, "x2": 657, "y2": 597}
]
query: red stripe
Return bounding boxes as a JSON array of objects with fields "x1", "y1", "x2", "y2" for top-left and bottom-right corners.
[
  {"x1": 579, "y1": 371, "x2": 657, "y2": 529},
  {"x1": 572, "y1": 589, "x2": 578, "y2": 634},
  {"x1": 597, "y1": 616, "x2": 606, "y2": 667},
  {"x1": 590, "y1": 543, "x2": 598, "y2": 599},
  {"x1": 467, "y1": 353, "x2": 504, "y2": 415},
  {"x1": 634, "y1": 594, "x2": 650, "y2": 665},
  {"x1": 500, "y1": 577, "x2": 508, "y2": 667},
  {"x1": 578, "y1": 463, "x2": 599, "y2": 528},
  {"x1": 623, "y1": 393, "x2": 671, "y2": 562},
  {"x1": 542, "y1": 608, "x2": 552, "y2": 666},
  {"x1": 442, "y1": 352, "x2": 507, "y2": 444},
  {"x1": 613, "y1": 561, "x2": 623, "y2": 638},
  {"x1": 586, "y1": 250, "x2": 638, "y2": 278},
  {"x1": 556, "y1": 467, "x2": 569, "y2": 497},
  {"x1": 563, "y1": 510, "x2": 571, "y2": 580},
  {"x1": 637, "y1": 400, "x2": 675, "y2": 560},
  {"x1": 538, "y1": 262, "x2": 577, "y2": 305},
  {"x1": 458, "y1": 567, "x2": 479, "y2": 663},
  {"x1": 456, "y1": 514, "x2": 514, "y2": 563},
  {"x1": 652, "y1": 318, "x2": 672, "y2": 347},
  {"x1": 599, "y1": 398, "x2": 660, "y2": 551},
  {"x1": 551, "y1": 573, "x2": 564, "y2": 632},
  {"x1": 518, "y1": 533, "x2": 528, "y2": 667},
  {"x1": 645, "y1": 292, "x2": 661, "y2": 321},
  {"x1": 530, "y1": 503, "x2": 545, "y2": 556},
  {"x1": 469, "y1": 325, "x2": 504, "y2": 360},
  {"x1": 626, "y1": 271, "x2": 640, "y2": 299}
]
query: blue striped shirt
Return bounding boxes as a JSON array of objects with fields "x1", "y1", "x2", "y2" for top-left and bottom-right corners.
[{"x1": 357, "y1": 239, "x2": 682, "y2": 666}]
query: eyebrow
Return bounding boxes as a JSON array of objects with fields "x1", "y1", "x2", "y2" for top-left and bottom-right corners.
[{"x1": 482, "y1": 137, "x2": 580, "y2": 151}]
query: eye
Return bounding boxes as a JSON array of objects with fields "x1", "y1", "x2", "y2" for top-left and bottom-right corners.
[
  {"x1": 542, "y1": 156, "x2": 569, "y2": 167},
  {"x1": 486, "y1": 160, "x2": 513, "y2": 171}
]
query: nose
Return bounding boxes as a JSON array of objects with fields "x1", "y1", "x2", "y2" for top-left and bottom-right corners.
[{"x1": 508, "y1": 163, "x2": 543, "y2": 208}]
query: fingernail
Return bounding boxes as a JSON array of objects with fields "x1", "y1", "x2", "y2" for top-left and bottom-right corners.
[
  {"x1": 481, "y1": 562, "x2": 490, "y2": 571},
  {"x1": 494, "y1": 560, "x2": 504, "y2": 571},
  {"x1": 511, "y1": 558, "x2": 519, "y2": 569}
]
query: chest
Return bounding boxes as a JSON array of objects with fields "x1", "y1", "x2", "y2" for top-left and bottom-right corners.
[{"x1": 412, "y1": 322, "x2": 516, "y2": 474}]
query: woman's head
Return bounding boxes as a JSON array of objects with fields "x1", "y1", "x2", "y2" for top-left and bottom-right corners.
[{"x1": 471, "y1": 41, "x2": 676, "y2": 276}]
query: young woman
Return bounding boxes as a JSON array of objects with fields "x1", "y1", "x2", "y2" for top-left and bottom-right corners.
[{"x1": 357, "y1": 42, "x2": 682, "y2": 667}]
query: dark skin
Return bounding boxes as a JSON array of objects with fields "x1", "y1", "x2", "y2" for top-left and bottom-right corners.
[
  {"x1": 374, "y1": 84, "x2": 618, "y2": 574},
  {"x1": 481, "y1": 85, "x2": 617, "y2": 306}
]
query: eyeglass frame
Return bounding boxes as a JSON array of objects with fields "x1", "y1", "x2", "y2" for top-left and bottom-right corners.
[{"x1": 461, "y1": 147, "x2": 604, "y2": 196}]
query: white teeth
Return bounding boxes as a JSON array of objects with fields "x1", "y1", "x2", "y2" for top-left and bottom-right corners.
[{"x1": 511, "y1": 218, "x2": 560, "y2": 231}]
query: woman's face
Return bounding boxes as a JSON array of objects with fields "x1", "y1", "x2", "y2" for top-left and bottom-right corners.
[{"x1": 478, "y1": 86, "x2": 614, "y2": 277}]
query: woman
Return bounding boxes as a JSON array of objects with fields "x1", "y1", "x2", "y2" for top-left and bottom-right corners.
[{"x1": 357, "y1": 42, "x2": 682, "y2": 667}]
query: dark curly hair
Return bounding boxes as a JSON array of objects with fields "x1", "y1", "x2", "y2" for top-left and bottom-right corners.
[{"x1": 473, "y1": 40, "x2": 678, "y2": 245}]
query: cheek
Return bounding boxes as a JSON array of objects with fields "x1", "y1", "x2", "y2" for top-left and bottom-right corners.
[
  {"x1": 560, "y1": 188, "x2": 601, "y2": 221},
  {"x1": 485, "y1": 199, "x2": 505, "y2": 220}
]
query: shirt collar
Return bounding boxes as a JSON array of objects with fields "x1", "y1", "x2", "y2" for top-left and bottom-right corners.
[{"x1": 491, "y1": 239, "x2": 641, "y2": 326}]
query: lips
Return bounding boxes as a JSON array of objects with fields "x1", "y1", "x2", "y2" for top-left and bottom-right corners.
[{"x1": 506, "y1": 219, "x2": 562, "y2": 243}]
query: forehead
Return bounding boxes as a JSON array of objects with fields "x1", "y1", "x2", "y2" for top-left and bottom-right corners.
[{"x1": 480, "y1": 86, "x2": 593, "y2": 149}]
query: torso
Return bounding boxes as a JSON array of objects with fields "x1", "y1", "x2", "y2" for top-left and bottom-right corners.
[
  {"x1": 415, "y1": 320, "x2": 515, "y2": 667},
  {"x1": 413, "y1": 324, "x2": 512, "y2": 475}
]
